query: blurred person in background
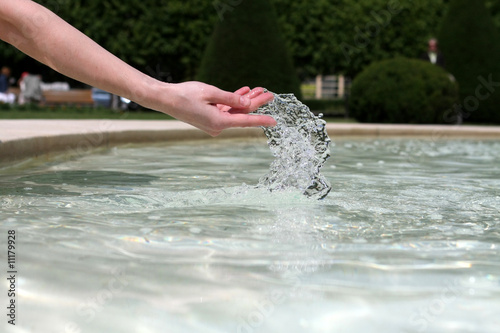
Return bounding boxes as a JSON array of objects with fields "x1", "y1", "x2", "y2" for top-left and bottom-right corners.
[
  {"x1": 421, "y1": 38, "x2": 446, "y2": 68},
  {"x1": 18, "y1": 71, "x2": 43, "y2": 104},
  {"x1": 0, "y1": 66, "x2": 16, "y2": 104}
]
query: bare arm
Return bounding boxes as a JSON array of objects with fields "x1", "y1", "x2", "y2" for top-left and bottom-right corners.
[{"x1": 0, "y1": 0, "x2": 276, "y2": 136}]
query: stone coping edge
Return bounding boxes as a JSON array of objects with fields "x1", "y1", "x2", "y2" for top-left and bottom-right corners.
[{"x1": 1, "y1": 120, "x2": 500, "y2": 165}]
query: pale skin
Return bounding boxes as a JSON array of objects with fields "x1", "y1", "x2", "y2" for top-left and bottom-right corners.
[{"x1": 0, "y1": 0, "x2": 277, "y2": 136}]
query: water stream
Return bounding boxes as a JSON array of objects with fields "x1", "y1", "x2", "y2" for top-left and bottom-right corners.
[{"x1": 256, "y1": 93, "x2": 331, "y2": 199}]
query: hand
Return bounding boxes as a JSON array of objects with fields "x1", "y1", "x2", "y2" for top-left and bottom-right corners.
[{"x1": 162, "y1": 82, "x2": 276, "y2": 136}]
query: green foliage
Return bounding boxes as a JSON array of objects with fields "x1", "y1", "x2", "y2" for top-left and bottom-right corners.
[
  {"x1": 1, "y1": 0, "x2": 217, "y2": 82},
  {"x1": 349, "y1": 58, "x2": 459, "y2": 123},
  {"x1": 301, "y1": 83, "x2": 316, "y2": 99},
  {"x1": 197, "y1": 0, "x2": 301, "y2": 97},
  {"x1": 485, "y1": 0, "x2": 500, "y2": 30},
  {"x1": 272, "y1": 0, "x2": 447, "y2": 77},
  {"x1": 0, "y1": 0, "x2": 466, "y2": 87},
  {"x1": 61, "y1": 0, "x2": 218, "y2": 82},
  {"x1": 438, "y1": 0, "x2": 500, "y2": 123}
]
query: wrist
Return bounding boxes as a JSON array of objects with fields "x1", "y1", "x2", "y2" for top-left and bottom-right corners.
[{"x1": 132, "y1": 77, "x2": 173, "y2": 113}]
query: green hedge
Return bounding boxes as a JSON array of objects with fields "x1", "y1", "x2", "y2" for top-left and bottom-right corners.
[
  {"x1": 439, "y1": 0, "x2": 500, "y2": 123},
  {"x1": 349, "y1": 57, "x2": 459, "y2": 123}
]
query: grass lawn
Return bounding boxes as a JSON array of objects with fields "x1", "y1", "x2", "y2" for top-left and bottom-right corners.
[{"x1": 0, "y1": 105, "x2": 174, "y2": 120}]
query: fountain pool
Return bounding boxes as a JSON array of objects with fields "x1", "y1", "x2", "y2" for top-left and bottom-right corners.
[{"x1": 1, "y1": 137, "x2": 499, "y2": 333}]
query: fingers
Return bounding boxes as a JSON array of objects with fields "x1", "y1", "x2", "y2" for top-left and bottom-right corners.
[
  {"x1": 223, "y1": 113, "x2": 277, "y2": 128},
  {"x1": 216, "y1": 86, "x2": 250, "y2": 110},
  {"x1": 234, "y1": 86, "x2": 251, "y2": 96},
  {"x1": 210, "y1": 88, "x2": 251, "y2": 109},
  {"x1": 228, "y1": 90, "x2": 274, "y2": 114},
  {"x1": 215, "y1": 87, "x2": 273, "y2": 112},
  {"x1": 245, "y1": 87, "x2": 266, "y2": 99},
  {"x1": 204, "y1": 85, "x2": 276, "y2": 134},
  {"x1": 240, "y1": 87, "x2": 273, "y2": 106},
  {"x1": 242, "y1": 91, "x2": 274, "y2": 113},
  {"x1": 205, "y1": 113, "x2": 276, "y2": 137}
]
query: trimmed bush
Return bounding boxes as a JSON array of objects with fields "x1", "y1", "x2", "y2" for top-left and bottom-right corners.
[
  {"x1": 349, "y1": 57, "x2": 459, "y2": 123},
  {"x1": 303, "y1": 99, "x2": 346, "y2": 116},
  {"x1": 196, "y1": 0, "x2": 301, "y2": 98},
  {"x1": 438, "y1": 0, "x2": 500, "y2": 123}
]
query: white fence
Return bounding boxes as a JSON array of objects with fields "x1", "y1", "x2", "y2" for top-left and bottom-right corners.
[{"x1": 314, "y1": 75, "x2": 351, "y2": 99}]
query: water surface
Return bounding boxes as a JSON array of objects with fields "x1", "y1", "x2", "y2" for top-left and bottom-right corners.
[{"x1": 1, "y1": 138, "x2": 499, "y2": 333}]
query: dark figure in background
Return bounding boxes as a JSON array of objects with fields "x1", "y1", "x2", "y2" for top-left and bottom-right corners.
[
  {"x1": 0, "y1": 66, "x2": 16, "y2": 103},
  {"x1": 421, "y1": 38, "x2": 446, "y2": 68},
  {"x1": 0, "y1": 66, "x2": 9, "y2": 92}
]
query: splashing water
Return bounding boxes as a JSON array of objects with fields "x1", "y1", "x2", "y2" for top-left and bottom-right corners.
[{"x1": 255, "y1": 92, "x2": 332, "y2": 199}]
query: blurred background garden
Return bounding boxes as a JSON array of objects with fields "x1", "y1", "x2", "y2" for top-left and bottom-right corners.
[{"x1": 1, "y1": 0, "x2": 500, "y2": 124}]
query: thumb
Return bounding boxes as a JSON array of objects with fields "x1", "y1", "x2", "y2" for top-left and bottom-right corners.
[{"x1": 211, "y1": 89, "x2": 251, "y2": 109}]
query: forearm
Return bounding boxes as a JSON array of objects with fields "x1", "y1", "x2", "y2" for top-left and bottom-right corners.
[{"x1": 0, "y1": 0, "x2": 163, "y2": 107}]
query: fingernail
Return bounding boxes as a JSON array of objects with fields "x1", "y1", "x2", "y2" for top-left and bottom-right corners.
[{"x1": 240, "y1": 96, "x2": 251, "y2": 107}]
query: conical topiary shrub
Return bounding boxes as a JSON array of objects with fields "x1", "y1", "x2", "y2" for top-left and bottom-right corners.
[
  {"x1": 196, "y1": 0, "x2": 301, "y2": 98},
  {"x1": 438, "y1": 0, "x2": 500, "y2": 123}
]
